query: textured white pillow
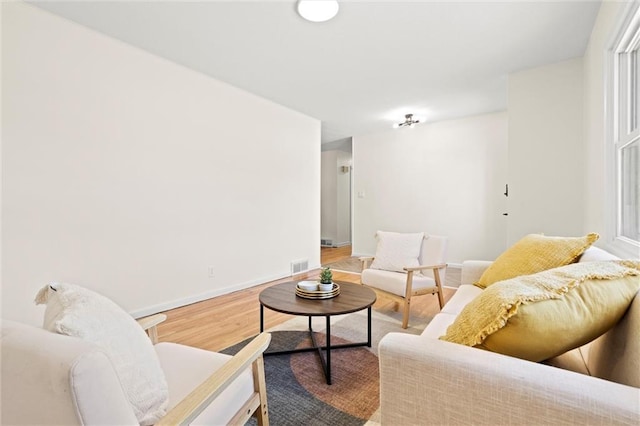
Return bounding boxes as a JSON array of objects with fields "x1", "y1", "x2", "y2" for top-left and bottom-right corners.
[
  {"x1": 370, "y1": 231, "x2": 425, "y2": 272},
  {"x1": 35, "y1": 283, "x2": 169, "y2": 425}
]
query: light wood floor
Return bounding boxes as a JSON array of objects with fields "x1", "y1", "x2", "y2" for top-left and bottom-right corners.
[{"x1": 154, "y1": 246, "x2": 455, "y2": 352}]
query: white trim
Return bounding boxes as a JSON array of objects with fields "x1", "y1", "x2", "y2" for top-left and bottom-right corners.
[
  {"x1": 601, "y1": 238, "x2": 640, "y2": 259},
  {"x1": 605, "y1": 1, "x2": 640, "y2": 253},
  {"x1": 351, "y1": 252, "x2": 372, "y2": 258},
  {"x1": 129, "y1": 266, "x2": 322, "y2": 319}
]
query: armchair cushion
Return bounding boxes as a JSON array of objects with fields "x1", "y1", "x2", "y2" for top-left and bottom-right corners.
[
  {"x1": 442, "y1": 261, "x2": 640, "y2": 362},
  {"x1": 361, "y1": 268, "x2": 437, "y2": 297},
  {"x1": 155, "y1": 342, "x2": 256, "y2": 425},
  {"x1": 370, "y1": 231, "x2": 424, "y2": 273},
  {"x1": 475, "y1": 233, "x2": 599, "y2": 289},
  {"x1": 35, "y1": 283, "x2": 169, "y2": 425}
]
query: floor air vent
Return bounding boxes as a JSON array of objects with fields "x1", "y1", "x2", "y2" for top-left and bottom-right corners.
[{"x1": 291, "y1": 259, "x2": 309, "y2": 275}]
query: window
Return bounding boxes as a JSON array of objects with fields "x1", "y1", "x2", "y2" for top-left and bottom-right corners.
[{"x1": 610, "y1": 4, "x2": 640, "y2": 251}]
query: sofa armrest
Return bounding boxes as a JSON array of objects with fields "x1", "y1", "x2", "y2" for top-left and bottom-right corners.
[
  {"x1": 460, "y1": 260, "x2": 492, "y2": 285},
  {"x1": 379, "y1": 333, "x2": 640, "y2": 425}
]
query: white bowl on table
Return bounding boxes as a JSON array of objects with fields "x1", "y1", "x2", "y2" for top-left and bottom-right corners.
[{"x1": 297, "y1": 281, "x2": 318, "y2": 292}]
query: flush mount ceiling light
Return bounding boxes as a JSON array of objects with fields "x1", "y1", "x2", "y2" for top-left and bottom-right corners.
[
  {"x1": 297, "y1": 0, "x2": 339, "y2": 23},
  {"x1": 393, "y1": 114, "x2": 421, "y2": 129}
]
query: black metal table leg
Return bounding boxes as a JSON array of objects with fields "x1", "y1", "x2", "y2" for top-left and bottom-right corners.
[
  {"x1": 263, "y1": 311, "x2": 372, "y2": 386},
  {"x1": 367, "y1": 306, "x2": 372, "y2": 347},
  {"x1": 326, "y1": 316, "x2": 331, "y2": 385}
]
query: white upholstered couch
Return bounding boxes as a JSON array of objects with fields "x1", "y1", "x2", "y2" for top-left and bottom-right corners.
[{"x1": 379, "y1": 246, "x2": 640, "y2": 425}]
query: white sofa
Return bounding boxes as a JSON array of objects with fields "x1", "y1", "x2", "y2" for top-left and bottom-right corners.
[{"x1": 379, "y1": 246, "x2": 640, "y2": 425}]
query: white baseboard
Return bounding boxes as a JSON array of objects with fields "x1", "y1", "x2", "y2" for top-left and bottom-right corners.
[
  {"x1": 130, "y1": 263, "x2": 324, "y2": 319},
  {"x1": 129, "y1": 271, "x2": 293, "y2": 319},
  {"x1": 350, "y1": 252, "x2": 371, "y2": 258},
  {"x1": 129, "y1": 261, "x2": 458, "y2": 319}
]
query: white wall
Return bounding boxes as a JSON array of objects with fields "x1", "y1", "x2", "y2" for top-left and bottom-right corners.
[
  {"x1": 335, "y1": 151, "x2": 352, "y2": 246},
  {"x1": 353, "y1": 112, "x2": 508, "y2": 264},
  {"x1": 2, "y1": 2, "x2": 320, "y2": 325},
  {"x1": 321, "y1": 150, "x2": 352, "y2": 247},
  {"x1": 507, "y1": 57, "x2": 585, "y2": 244},
  {"x1": 321, "y1": 151, "x2": 338, "y2": 243}
]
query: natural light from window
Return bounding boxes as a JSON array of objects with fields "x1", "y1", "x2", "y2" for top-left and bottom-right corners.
[{"x1": 612, "y1": 4, "x2": 640, "y2": 249}]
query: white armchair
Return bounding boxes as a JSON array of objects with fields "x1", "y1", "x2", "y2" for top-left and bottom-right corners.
[
  {"x1": 360, "y1": 233, "x2": 448, "y2": 328},
  {"x1": 1, "y1": 314, "x2": 270, "y2": 425}
]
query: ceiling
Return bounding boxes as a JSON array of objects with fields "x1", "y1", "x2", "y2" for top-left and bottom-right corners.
[{"x1": 31, "y1": 0, "x2": 602, "y2": 145}]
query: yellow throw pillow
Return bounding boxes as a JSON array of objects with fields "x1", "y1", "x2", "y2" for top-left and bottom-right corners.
[
  {"x1": 441, "y1": 260, "x2": 640, "y2": 362},
  {"x1": 475, "y1": 233, "x2": 599, "y2": 289}
]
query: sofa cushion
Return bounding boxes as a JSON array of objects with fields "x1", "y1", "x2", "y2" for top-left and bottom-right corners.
[
  {"x1": 370, "y1": 231, "x2": 424, "y2": 273},
  {"x1": 544, "y1": 347, "x2": 591, "y2": 375},
  {"x1": 35, "y1": 283, "x2": 169, "y2": 425},
  {"x1": 440, "y1": 284, "x2": 483, "y2": 316},
  {"x1": 441, "y1": 261, "x2": 640, "y2": 362},
  {"x1": 475, "y1": 233, "x2": 599, "y2": 289},
  {"x1": 420, "y1": 313, "x2": 457, "y2": 339},
  {"x1": 579, "y1": 245, "x2": 620, "y2": 262},
  {"x1": 586, "y1": 288, "x2": 640, "y2": 387}
]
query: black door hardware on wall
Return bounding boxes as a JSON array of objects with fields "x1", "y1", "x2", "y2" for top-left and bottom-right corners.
[{"x1": 503, "y1": 183, "x2": 508, "y2": 216}]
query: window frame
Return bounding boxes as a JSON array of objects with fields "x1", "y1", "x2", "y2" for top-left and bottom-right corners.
[
  {"x1": 605, "y1": 2, "x2": 640, "y2": 258},
  {"x1": 606, "y1": 1, "x2": 640, "y2": 258}
]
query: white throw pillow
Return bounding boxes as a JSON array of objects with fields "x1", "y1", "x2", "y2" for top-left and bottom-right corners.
[
  {"x1": 35, "y1": 283, "x2": 169, "y2": 425},
  {"x1": 370, "y1": 231, "x2": 425, "y2": 272}
]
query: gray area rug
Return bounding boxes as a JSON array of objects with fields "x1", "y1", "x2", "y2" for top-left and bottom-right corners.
[
  {"x1": 223, "y1": 310, "x2": 430, "y2": 425},
  {"x1": 322, "y1": 257, "x2": 362, "y2": 274}
]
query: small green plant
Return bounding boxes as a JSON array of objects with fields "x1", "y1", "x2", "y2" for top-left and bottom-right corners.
[{"x1": 320, "y1": 267, "x2": 333, "y2": 284}]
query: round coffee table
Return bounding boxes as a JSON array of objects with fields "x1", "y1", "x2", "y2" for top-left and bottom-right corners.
[{"x1": 259, "y1": 281, "x2": 376, "y2": 385}]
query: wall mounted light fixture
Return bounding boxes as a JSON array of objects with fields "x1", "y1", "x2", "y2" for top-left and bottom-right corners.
[{"x1": 297, "y1": 0, "x2": 339, "y2": 23}]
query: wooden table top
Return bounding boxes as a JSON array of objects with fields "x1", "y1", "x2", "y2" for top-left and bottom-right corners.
[{"x1": 259, "y1": 281, "x2": 377, "y2": 316}]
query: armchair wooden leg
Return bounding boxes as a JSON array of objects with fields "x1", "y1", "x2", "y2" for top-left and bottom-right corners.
[
  {"x1": 401, "y1": 298, "x2": 411, "y2": 329},
  {"x1": 436, "y1": 289, "x2": 444, "y2": 309},
  {"x1": 433, "y1": 268, "x2": 445, "y2": 309},
  {"x1": 252, "y1": 355, "x2": 269, "y2": 426},
  {"x1": 402, "y1": 271, "x2": 415, "y2": 329}
]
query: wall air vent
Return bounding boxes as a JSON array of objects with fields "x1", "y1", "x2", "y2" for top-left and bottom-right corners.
[
  {"x1": 321, "y1": 239, "x2": 333, "y2": 247},
  {"x1": 291, "y1": 259, "x2": 309, "y2": 275}
]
